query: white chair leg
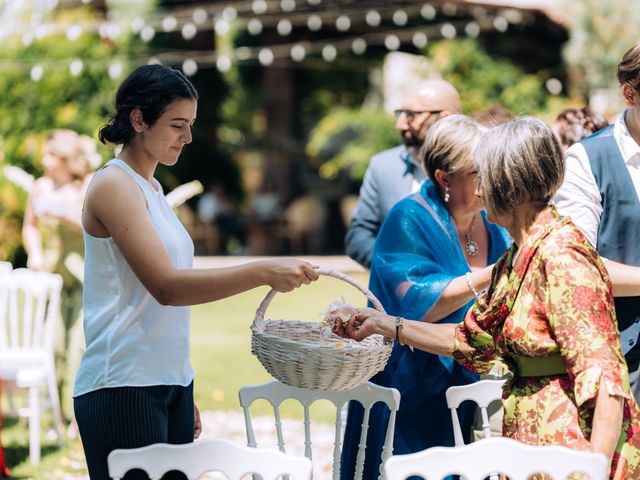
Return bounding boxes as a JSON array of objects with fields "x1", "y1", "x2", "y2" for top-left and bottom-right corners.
[
  {"x1": 46, "y1": 364, "x2": 64, "y2": 443},
  {"x1": 29, "y1": 385, "x2": 41, "y2": 465}
]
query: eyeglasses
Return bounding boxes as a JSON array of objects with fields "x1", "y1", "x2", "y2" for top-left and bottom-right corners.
[{"x1": 394, "y1": 109, "x2": 443, "y2": 120}]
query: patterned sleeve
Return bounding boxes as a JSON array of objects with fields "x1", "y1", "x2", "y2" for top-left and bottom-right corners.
[
  {"x1": 452, "y1": 303, "x2": 499, "y2": 375},
  {"x1": 545, "y1": 242, "x2": 631, "y2": 407}
]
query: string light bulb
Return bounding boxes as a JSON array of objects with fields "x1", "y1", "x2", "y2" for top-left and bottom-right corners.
[
  {"x1": 465, "y1": 21, "x2": 480, "y2": 38},
  {"x1": 69, "y1": 59, "x2": 84, "y2": 76},
  {"x1": 281, "y1": 0, "x2": 296, "y2": 12},
  {"x1": 181, "y1": 23, "x2": 197, "y2": 40},
  {"x1": 140, "y1": 25, "x2": 155, "y2": 42},
  {"x1": 493, "y1": 16, "x2": 508, "y2": 32},
  {"x1": 322, "y1": 44, "x2": 337, "y2": 62},
  {"x1": 421, "y1": 4, "x2": 437, "y2": 20},
  {"x1": 258, "y1": 48, "x2": 274, "y2": 66},
  {"x1": 392, "y1": 10, "x2": 408, "y2": 26},
  {"x1": 412, "y1": 32, "x2": 427, "y2": 48},
  {"x1": 290, "y1": 44, "x2": 306, "y2": 62},
  {"x1": 351, "y1": 37, "x2": 367, "y2": 55},
  {"x1": 107, "y1": 63, "x2": 123, "y2": 79},
  {"x1": 182, "y1": 58, "x2": 198, "y2": 76},
  {"x1": 252, "y1": 0, "x2": 267, "y2": 14},
  {"x1": 365, "y1": 10, "x2": 381, "y2": 27},
  {"x1": 162, "y1": 15, "x2": 177, "y2": 32},
  {"x1": 31, "y1": 65, "x2": 44, "y2": 82},
  {"x1": 193, "y1": 8, "x2": 207, "y2": 24},
  {"x1": 440, "y1": 23, "x2": 456, "y2": 39},
  {"x1": 247, "y1": 18, "x2": 263, "y2": 35},
  {"x1": 216, "y1": 55, "x2": 232, "y2": 72},
  {"x1": 307, "y1": 14, "x2": 322, "y2": 31},
  {"x1": 384, "y1": 34, "x2": 400, "y2": 51},
  {"x1": 335, "y1": 15, "x2": 351, "y2": 32},
  {"x1": 277, "y1": 18, "x2": 293, "y2": 36}
]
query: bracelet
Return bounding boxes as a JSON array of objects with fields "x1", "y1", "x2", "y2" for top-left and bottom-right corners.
[
  {"x1": 465, "y1": 272, "x2": 482, "y2": 301},
  {"x1": 396, "y1": 316, "x2": 405, "y2": 346}
]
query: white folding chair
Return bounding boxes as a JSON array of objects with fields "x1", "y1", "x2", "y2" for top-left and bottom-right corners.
[
  {"x1": 239, "y1": 380, "x2": 401, "y2": 480},
  {"x1": 383, "y1": 436, "x2": 609, "y2": 480},
  {"x1": 445, "y1": 379, "x2": 506, "y2": 446},
  {"x1": 0, "y1": 268, "x2": 65, "y2": 465},
  {"x1": 0, "y1": 262, "x2": 12, "y2": 275},
  {"x1": 107, "y1": 437, "x2": 313, "y2": 480}
]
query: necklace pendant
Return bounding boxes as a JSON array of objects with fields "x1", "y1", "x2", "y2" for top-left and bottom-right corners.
[{"x1": 466, "y1": 239, "x2": 479, "y2": 257}]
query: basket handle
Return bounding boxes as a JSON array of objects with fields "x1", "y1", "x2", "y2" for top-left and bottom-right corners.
[{"x1": 253, "y1": 267, "x2": 387, "y2": 330}]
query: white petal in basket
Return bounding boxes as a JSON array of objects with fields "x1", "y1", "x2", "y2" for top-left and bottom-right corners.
[{"x1": 251, "y1": 268, "x2": 393, "y2": 391}]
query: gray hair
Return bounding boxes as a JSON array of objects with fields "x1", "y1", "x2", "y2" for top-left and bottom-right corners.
[
  {"x1": 475, "y1": 117, "x2": 565, "y2": 217},
  {"x1": 420, "y1": 114, "x2": 485, "y2": 182}
]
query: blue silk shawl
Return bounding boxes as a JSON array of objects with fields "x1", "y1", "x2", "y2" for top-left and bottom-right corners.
[{"x1": 340, "y1": 179, "x2": 511, "y2": 480}]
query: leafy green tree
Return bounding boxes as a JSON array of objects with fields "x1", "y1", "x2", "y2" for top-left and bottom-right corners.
[
  {"x1": 0, "y1": 9, "x2": 124, "y2": 262},
  {"x1": 561, "y1": 0, "x2": 640, "y2": 108},
  {"x1": 308, "y1": 38, "x2": 553, "y2": 181}
]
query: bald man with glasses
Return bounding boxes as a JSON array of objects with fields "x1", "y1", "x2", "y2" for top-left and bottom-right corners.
[{"x1": 346, "y1": 78, "x2": 462, "y2": 268}]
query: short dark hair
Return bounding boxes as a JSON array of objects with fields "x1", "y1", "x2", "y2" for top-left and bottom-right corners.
[
  {"x1": 617, "y1": 43, "x2": 640, "y2": 89},
  {"x1": 98, "y1": 64, "x2": 198, "y2": 145}
]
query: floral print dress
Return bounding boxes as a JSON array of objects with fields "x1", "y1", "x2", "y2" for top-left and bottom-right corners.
[{"x1": 453, "y1": 206, "x2": 640, "y2": 479}]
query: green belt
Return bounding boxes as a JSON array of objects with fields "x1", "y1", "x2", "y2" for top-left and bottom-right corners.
[{"x1": 512, "y1": 354, "x2": 567, "y2": 377}]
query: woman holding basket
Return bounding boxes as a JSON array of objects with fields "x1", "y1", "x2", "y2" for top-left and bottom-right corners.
[
  {"x1": 337, "y1": 118, "x2": 640, "y2": 479},
  {"x1": 341, "y1": 115, "x2": 511, "y2": 479},
  {"x1": 73, "y1": 64, "x2": 318, "y2": 480}
]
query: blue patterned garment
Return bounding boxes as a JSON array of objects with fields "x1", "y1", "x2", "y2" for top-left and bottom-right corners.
[{"x1": 340, "y1": 179, "x2": 512, "y2": 480}]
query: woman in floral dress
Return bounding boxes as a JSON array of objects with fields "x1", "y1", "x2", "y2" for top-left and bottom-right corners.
[{"x1": 336, "y1": 117, "x2": 640, "y2": 478}]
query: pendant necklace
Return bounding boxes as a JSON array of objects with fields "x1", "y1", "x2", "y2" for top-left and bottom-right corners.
[{"x1": 465, "y1": 215, "x2": 479, "y2": 257}]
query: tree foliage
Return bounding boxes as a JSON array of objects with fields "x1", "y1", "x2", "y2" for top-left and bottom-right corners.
[
  {"x1": 308, "y1": 38, "x2": 553, "y2": 181},
  {"x1": 561, "y1": 0, "x2": 640, "y2": 108},
  {"x1": 0, "y1": 9, "x2": 124, "y2": 262}
]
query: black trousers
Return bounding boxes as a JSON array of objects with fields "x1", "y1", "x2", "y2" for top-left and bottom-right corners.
[{"x1": 74, "y1": 382, "x2": 194, "y2": 480}]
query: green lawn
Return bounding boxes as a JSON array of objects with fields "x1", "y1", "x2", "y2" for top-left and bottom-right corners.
[{"x1": 2, "y1": 270, "x2": 369, "y2": 478}]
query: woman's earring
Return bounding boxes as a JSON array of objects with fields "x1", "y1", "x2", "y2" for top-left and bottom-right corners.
[{"x1": 444, "y1": 187, "x2": 450, "y2": 203}]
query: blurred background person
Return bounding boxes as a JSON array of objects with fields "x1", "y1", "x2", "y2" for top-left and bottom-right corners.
[
  {"x1": 341, "y1": 115, "x2": 511, "y2": 479},
  {"x1": 21, "y1": 129, "x2": 99, "y2": 427},
  {"x1": 552, "y1": 106, "x2": 609, "y2": 150},
  {"x1": 345, "y1": 78, "x2": 461, "y2": 269},
  {"x1": 472, "y1": 103, "x2": 515, "y2": 127}
]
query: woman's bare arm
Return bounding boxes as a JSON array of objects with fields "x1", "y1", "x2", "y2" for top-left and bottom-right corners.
[
  {"x1": 422, "y1": 266, "x2": 493, "y2": 322},
  {"x1": 590, "y1": 376, "x2": 624, "y2": 465},
  {"x1": 84, "y1": 167, "x2": 318, "y2": 306},
  {"x1": 340, "y1": 307, "x2": 458, "y2": 357}
]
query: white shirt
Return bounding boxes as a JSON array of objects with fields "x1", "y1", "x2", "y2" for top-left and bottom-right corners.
[
  {"x1": 74, "y1": 159, "x2": 195, "y2": 396},
  {"x1": 554, "y1": 110, "x2": 640, "y2": 246}
]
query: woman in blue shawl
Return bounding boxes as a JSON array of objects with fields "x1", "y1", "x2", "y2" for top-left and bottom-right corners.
[{"x1": 341, "y1": 115, "x2": 511, "y2": 479}]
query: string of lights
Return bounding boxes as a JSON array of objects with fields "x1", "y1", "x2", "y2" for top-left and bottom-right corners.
[{"x1": 0, "y1": 1, "x2": 545, "y2": 82}]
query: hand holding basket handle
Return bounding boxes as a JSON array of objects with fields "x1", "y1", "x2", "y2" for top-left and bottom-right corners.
[
  {"x1": 259, "y1": 258, "x2": 320, "y2": 292},
  {"x1": 252, "y1": 268, "x2": 393, "y2": 391}
]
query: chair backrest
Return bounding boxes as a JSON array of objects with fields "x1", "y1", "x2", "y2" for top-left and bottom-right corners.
[
  {"x1": 383, "y1": 437, "x2": 609, "y2": 480},
  {"x1": 238, "y1": 380, "x2": 401, "y2": 480},
  {"x1": 108, "y1": 437, "x2": 312, "y2": 480},
  {"x1": 445, "y1": 379, "x2": 506, "y2": 446},
  {"x1": 0, "y1": 268, "x2": 63, "y2": 353},
  {"x1": 0, "y1": 262, "x2": 12, "y2": 275}
]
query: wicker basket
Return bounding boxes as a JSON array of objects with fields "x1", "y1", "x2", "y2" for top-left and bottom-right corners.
[{"x1": 251, "y1": 268, "x2": 393, "y2": 391}]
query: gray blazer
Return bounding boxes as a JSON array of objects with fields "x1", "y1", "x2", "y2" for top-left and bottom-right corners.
[{"x1": 345, "y1": 145, "x2": 426, "y2": 268}]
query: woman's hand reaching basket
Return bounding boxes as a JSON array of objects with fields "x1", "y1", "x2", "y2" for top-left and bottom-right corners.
[
  {"x1": 333, "y1": 307, "x2": 394, "y2": 342},
  {"x1": 260, "y1": 258, "x2": 320, "y2": 292}
]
